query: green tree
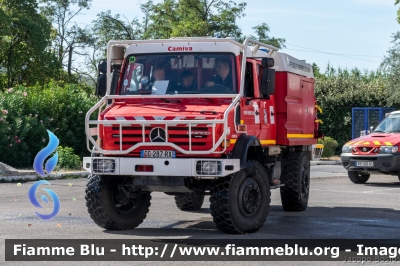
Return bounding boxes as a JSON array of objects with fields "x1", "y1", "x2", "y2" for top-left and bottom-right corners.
[
  {"x1": 396, "y1": 0, "x2": 400, "y2": 23},
  {"x1": 0, "y1": 0, "x2": 60, "y2": 89},
  {"x1": 81, "y1": 0, "x2": 285, "y2": 83},
  {"x1": 312, "y1": 63, "x2": 323, "y2": 78},
  {"x1": 40, "y1": 0, "x2": 92, "y2": 76},
  {"x1": 380, "y1": 31, "x2": 400, "y2": 104},
  {"x1": 92, "y1": 11, "x2": 143, "y2": 54},
  {"x1": 241, "y1": 23, "x2": 286, "y2": 49},
  {"x1": 315, "y1": 65, "x2": 394, "y2": 152},
  {"x1": 142, "y1": 0, "x2": 247, "y2": 39}
]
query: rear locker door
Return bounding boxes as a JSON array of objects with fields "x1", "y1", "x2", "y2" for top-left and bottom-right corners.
[{"x1": 302, "y1": 79, "x2": 315, "y2": 135}]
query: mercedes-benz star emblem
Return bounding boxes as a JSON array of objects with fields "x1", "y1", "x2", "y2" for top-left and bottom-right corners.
[
  {"x1": 362, "y1": 147, "x2": 367, "y2": 152},
  {"x1": 150, "y1": 127, "x2": 166, "y2": 142}
]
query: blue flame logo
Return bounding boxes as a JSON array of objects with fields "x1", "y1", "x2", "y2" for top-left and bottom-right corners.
[
  {"x1": 33, "y1": 130, "x2": 59, "y2": 177},
  {"x1": 30, "y1": 130, "x2": 61, "y2": 220},
  {"x1": 28, "y1": 180, "x2": 60, "y2": 220}
]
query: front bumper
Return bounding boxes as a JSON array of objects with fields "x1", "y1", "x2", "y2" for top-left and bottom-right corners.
[
  {"x1": 340, "y1": 153, "x2": 400, "y2": 173},
  {"x1": 83, "y1": 157, "x2": 240, "y2": 178}
]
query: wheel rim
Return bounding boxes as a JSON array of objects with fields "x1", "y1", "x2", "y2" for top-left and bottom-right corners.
[
  {"x1": 301, "y1": 166, "x2": 310, "y2": 198},
  {"x1": 111, "y1": 182, "x2": 138, "y2": 215},
  {"x1": 238, "y1": 178, "x2": 262, "y2": 217}
]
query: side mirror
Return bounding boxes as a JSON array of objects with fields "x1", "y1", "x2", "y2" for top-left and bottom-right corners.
[
  {"x1": 98, "y1": 60, "x2": 107, "y2": 74},
  {"x1": 97, "y1": 74, "x2": 107, "y2": 97},
  {"x1": 261, "y1": 58, "x2": 274, "y2": 68},
  {"x1": 96, "y1": 60, "x2": 107, "y2": 97},
  {"x1": 110, "y1": 63, "x2": 122, "y2": 95},
  {"x1": 261, "y1": 68, "x2": 275, "y2": 98}
]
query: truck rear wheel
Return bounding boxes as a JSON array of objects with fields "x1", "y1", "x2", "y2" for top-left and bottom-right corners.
[
  {"x1": 348, "y1": 171, "x2": 370, "y2": 184},
  {"x1": 210, "y1": 161, "x2": 270, "y2": 234},
  {"x1": 280, "y1": 151, "x2": 310, "y2": 211},
  {"x1": 85, "y1": 175, "x2": 151, "y2": 230},
  {"x1": 174, "y1": 193, "x2": 204, "y2": 211}
]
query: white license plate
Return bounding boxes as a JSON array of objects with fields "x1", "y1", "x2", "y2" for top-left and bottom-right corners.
[
  {"x1": 140, "y1": 150, "x2": 176, "y2": 158},
  {"x1": 356, "y1": 161, "x2": 374, "y2": 167}
]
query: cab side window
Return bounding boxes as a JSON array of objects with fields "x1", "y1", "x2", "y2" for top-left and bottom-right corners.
[{"x1": 244, "y1": 62, "x2": 254, "y2": 98}]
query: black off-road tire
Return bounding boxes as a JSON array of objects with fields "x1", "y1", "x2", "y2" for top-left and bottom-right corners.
[
  {"x1": 174, "y1": 193, "x2": 205, "y2": 211},
  {"x1": 280, "y1": 151, "x2": 310, "y2": 212},
  {"x1": 348, "y1": 171, "x2": 370, "y2": 184},
  {"x1": 85, "y1": 175, "x2": 151, "y2": 230},
  {"x1": 210, "y1": 161, "x2": 271, "y2": 234}
]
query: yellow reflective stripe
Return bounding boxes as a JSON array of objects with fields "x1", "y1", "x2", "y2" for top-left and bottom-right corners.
[
  {"x1": 347, "y1": 141, "x2": 354, "y2": 145},
  {"x1": 384, "y1": 142, "x2": 392, "y2": 146},
  {"x1": 230, "y1": 139, "x2": 277, "y2": 145},
  {"x1": 316, "y1": 144, "x2": 324, "y2": 149},
  {"x1": 362, "y1": 142, "x2": 370, "y2": 145},
  {"x1": 287, "y1": 134, "x2": 314, "y2": 139},
  {"x1": 260, "y1": 140, "x2": 276, "y2": 145},
  {"x1": 373, "y1": 141, "x2": 381, "y2": 145}
]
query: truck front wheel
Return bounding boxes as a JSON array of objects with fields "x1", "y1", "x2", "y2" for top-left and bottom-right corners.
[
  {"x1": 280, "y1": 151, "x2": 310, "y2": 211},
  {"x1": 174, "y1": 193, "x2": 205, "y2": 211},
  {"x1": 348, "y1": 171, "x2": 370, "y2": 184},
  {"x1": 85, "y1": 175, "x2": 151, "y2": 230},
  {"x1": 210, "y1": 161, "x2": 271, "y2": 234}
]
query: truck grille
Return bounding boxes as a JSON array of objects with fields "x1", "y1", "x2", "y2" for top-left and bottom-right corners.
[
  {"x1": 358, "y1": 147, "x2": 373, "y2": 152},
  {"x1": 106, "y1": 126, "x2": 213, "y2": 151}
]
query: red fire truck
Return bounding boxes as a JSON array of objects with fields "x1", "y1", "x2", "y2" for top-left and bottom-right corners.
[{"x1": 83, "y1": 37, "x2": 322, "y2": 234}]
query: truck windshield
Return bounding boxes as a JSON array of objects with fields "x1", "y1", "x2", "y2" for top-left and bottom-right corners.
[
  {"x1": 373, "y1": 114, "x2": 400, "y2": 133},
  {"x1": 119, "y1": 53, "x2": 237, "y2": 95}
]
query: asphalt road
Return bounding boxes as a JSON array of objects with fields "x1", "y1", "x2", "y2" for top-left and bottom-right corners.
[{"x1": 1, "y1": 164, "x2": 400, "y2": 266}]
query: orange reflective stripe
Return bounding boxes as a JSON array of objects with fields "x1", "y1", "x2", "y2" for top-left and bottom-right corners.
[
  {"x1": 287, "y1": 134, "x2": 314, "y2": 139},
  {"x1": 260, "y1": 140, "x2": 276, "y2": 145}
]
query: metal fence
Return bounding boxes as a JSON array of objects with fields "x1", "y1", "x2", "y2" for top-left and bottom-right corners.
[{"x1": 352, "y1": 107, "x2": 394, "y2": 139}]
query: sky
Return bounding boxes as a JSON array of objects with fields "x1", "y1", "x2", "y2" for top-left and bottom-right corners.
[{"x1": 75, "y1": 0, "x2": 400, "y2": 72}]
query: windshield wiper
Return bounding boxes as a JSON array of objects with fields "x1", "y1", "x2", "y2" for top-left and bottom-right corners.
[
  {"x1": 388, "y1": 130, "x2": 400, "y2": 133},
  {"x1": 373, "y1": 130, "x2": 386, "y2": 133},
  {"x1": 178, "y1": 92, "x2": 201, "y2": 94},
  {"x1": 122, "y1": 90, "x2": 152, "y2": 95}
]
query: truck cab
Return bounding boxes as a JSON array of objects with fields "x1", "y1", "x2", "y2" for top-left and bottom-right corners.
[
  {"x1": 341, "y1": 111, "x2": 400, "y2": 183},
  {"x1": 83, "y1": 37, "x2": 321, "y2": 234}
]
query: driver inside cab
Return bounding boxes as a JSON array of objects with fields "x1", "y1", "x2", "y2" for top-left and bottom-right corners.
[{"x1": 205, "y1": 58, "x2": 233, "y2": 90}]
